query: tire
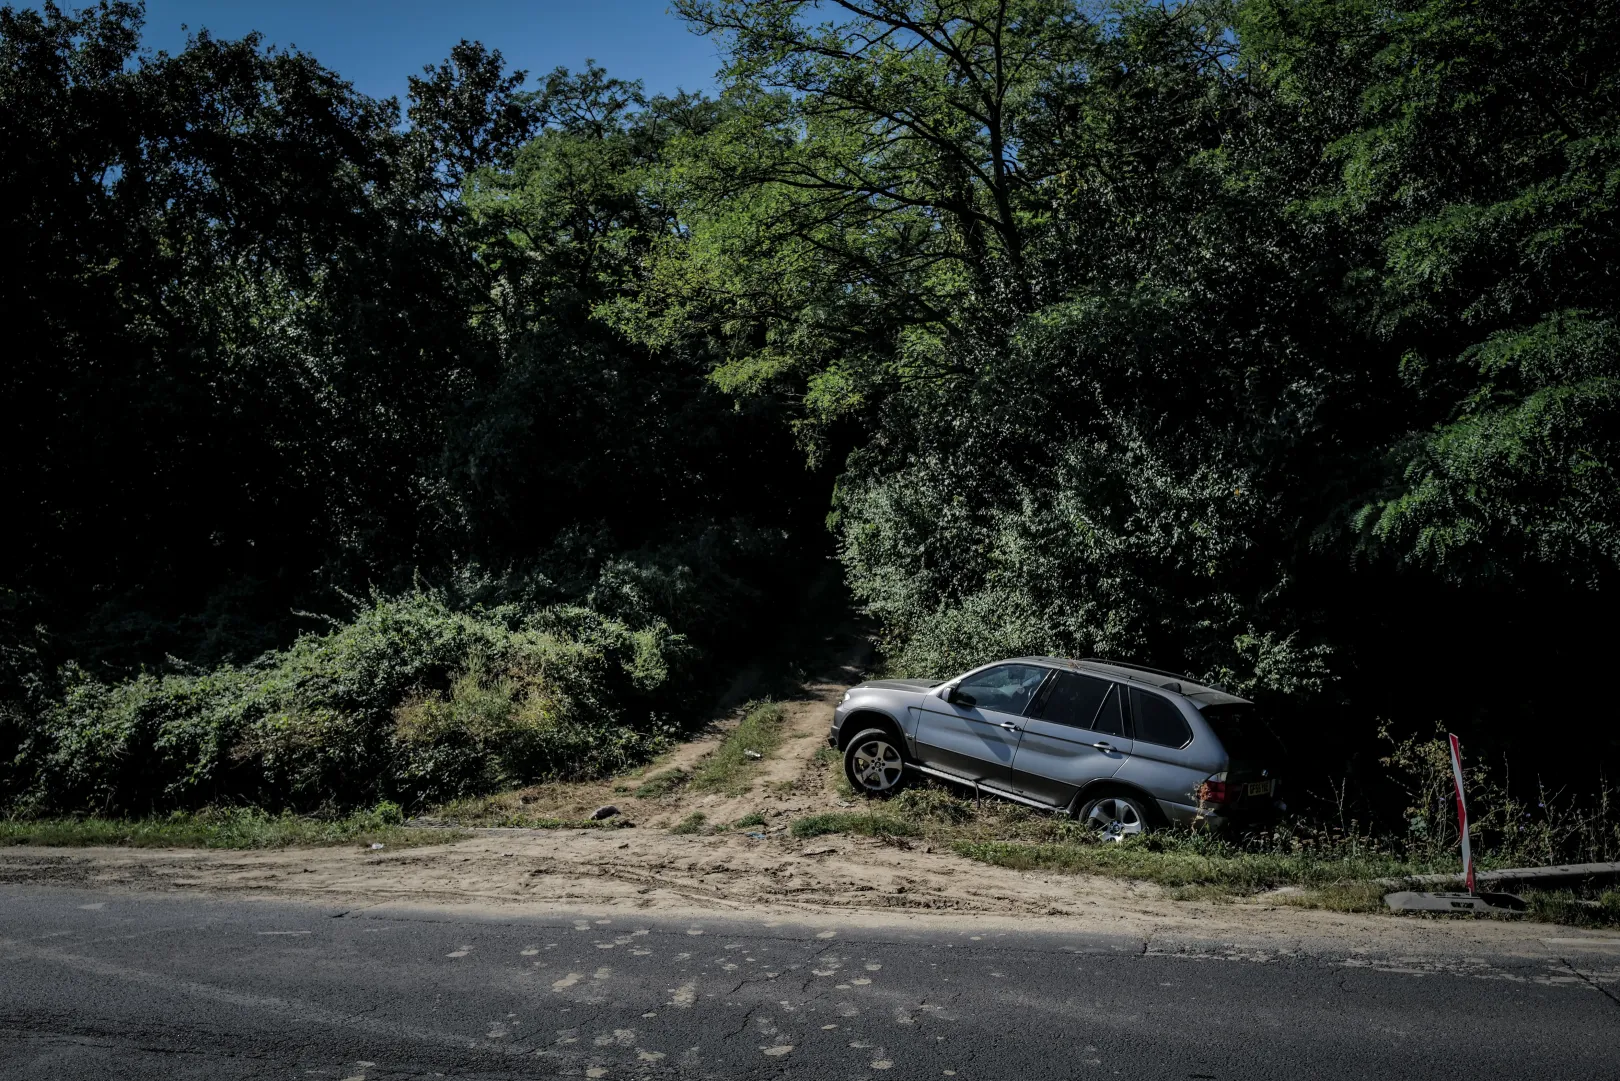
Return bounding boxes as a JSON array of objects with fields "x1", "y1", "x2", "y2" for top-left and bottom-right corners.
[
  {"x1": 1076, "y1": 793, "x2": 1151, "y2": 842},
  {"x1": 843, "y1": 728, "x2": 908, "y2": 797}
]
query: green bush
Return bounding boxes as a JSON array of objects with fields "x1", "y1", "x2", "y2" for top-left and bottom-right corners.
[{"x1": 6, "y1": 592, "x2": 686, "y2": 816}]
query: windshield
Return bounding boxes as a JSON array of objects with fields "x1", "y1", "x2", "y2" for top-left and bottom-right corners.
[{"x1": 1198, "y1": 703, "x2": 1288, "y2": 768}]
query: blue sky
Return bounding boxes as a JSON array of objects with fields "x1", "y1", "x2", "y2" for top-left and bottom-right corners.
[{"x1": 121, "y1": 1, "x2": 724, "y2": 102}]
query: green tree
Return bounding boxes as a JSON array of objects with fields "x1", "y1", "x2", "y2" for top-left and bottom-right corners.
[{"x1": 0, "y1": 2, "x2": 488, "y2": 668}]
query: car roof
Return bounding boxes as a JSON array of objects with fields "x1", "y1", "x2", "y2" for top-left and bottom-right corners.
[{"x1": 1005, "y1": 656, "x2": 1253, "y2": 707}]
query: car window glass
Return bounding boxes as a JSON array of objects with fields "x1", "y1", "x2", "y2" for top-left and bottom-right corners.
[
  {"x1": 1032, "y1": 672, "x2": 1110, "y2": 729},
  {"x1": 1200, "y1": 703, "x2": 1287, "y2": 766},
  {"x1": 1131, "y1": 688, "x2": 1192, "y2": 748},
  {"x1": 1091, "y1": 684, "x2": 1127, "y2": 738},
  {"x1": 953, "y1": 665, "x2": 1048, "y2": 714}
]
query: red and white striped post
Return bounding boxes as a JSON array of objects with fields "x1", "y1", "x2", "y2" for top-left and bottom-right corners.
[{"x1": 1447, "y1": 733, "x2": 1475, "y2": 894}]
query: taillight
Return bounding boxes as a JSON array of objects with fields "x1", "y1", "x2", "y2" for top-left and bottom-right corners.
[{"x1": 1198, "y1": 778, "x2": 1240, "y2": 805}]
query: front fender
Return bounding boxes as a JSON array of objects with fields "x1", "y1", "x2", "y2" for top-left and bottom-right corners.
[{"x1": 833, "y1": 699, "x2": 918, "y2": 750}]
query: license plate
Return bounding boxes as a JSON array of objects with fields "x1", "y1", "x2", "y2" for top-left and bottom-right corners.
[{"x1": 1247, "y1": 781, "x2": 1272, "y2": 797}]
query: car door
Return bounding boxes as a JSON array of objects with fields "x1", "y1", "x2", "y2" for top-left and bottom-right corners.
[
  {"x1": 1009, "y1": 673, "x2": 1132, "y2": 806},
  {"x1": 914, "y1": 663, "x2": 1051, "y2": 785}
]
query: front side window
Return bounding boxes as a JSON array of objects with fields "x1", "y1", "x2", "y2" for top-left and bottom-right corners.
[
  {"x1": 1032, "y1": 672, "x2": 1111, "y2": 729},
  {"x1": 953, "y1": 664, "x2": 1049, "y2": 715},
  {"x1": 1130, "y1": 688, "x2": 1192, "y2": 748}
]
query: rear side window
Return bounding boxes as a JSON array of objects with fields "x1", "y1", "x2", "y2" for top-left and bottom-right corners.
[
  {"x1": 1200, "y1": 704, "x2": 1287, "y2": 766},
  {"x1": 1130, "y1": 688, "x2": 1192, "y2": 748},
  {"x1": 1031, "y1": 672, "x2": 1110, "y2": 728}
]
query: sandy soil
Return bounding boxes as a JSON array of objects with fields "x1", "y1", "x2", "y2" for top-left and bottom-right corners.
[{"x1": 4, "y1": 650, "x2": 1619, "y2": 964}]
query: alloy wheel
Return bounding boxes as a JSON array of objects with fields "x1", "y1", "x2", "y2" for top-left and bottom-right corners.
[
  {"x1": 851, "y1": 739, "x2": 904, "y2": 792},
  {"x1": 1083, "y1": 796, "x2": 1145, "y2": 842}
]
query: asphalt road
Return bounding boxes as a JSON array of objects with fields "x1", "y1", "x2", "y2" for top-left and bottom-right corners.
[{"x1": 1, "y1": 886, "x2": 1617, "y2": 1080}]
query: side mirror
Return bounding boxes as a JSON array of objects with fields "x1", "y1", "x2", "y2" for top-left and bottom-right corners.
[{"x1": 941, "y1": 684, "x2": 957, "y2": 704}]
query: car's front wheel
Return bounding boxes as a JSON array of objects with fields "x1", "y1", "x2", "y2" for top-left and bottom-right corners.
[
  {"x1": 1076, "y1": 794, "x2": 1150, "y2": 842},
  {"x1": 843, "y1": 728, "x2": 908, "y2": 797}
]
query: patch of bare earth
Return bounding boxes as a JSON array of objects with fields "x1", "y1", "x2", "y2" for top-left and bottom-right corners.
[{"x1": 2, "y1": 647, "x2": 1613, "y2": 962}]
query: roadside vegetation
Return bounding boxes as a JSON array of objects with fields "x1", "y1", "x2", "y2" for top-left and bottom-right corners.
[
  {"x1": 2, "y1": 594, "x2": 683, "y2": 819},
  {"x1": 794, "y1": 737, "x2": 1620, "y2": 927},
  {"x1": 0, "y1": 803, "x2": 465, "y2": 850},
  {"x1": 687, "y1": 702, "x2": 786, "y2": 795},
  {"x1": 4, "y1": 0, "x2": 1620, "y2": 857}
]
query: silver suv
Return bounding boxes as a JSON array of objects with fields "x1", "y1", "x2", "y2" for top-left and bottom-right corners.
[{"x1": 828, "y1": 657, "x2": 1282, "y2": 838}]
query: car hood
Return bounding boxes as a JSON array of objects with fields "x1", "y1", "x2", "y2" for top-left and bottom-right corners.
[{"x1": 853, "y1": 679, "x2": 940, "y2": 692}]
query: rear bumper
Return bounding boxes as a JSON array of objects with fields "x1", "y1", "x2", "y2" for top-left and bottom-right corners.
[
  {"x1": 1157, "y1": 799, "x2": 1203, "y2": 828},
  {"x1": 1158, "y1": 797, "x2": 1286, "y2": 832}
]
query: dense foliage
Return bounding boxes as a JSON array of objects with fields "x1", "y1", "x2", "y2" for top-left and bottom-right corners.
[
  {"x1": 4, "y1": 0, "x2": 1619, "y2": 817},
  {"x1": 653, "y1": 0, "x2": 1620, "y2": 799},
  {"x1": 5, "y1": 593, "x2": 680, "y2": 814}
]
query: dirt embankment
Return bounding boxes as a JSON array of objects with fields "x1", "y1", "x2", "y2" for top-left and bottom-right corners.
[{"x1": 4, "y1": 650, "x2": 1618, "y2": 964}]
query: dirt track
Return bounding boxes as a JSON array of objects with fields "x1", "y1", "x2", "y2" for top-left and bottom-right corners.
[{"x1": 3, "y1": 653, "x2": 1618, "y2": 964}]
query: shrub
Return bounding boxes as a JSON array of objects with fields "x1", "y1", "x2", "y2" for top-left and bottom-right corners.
[{"x1": 7, "y1": 592, "x2": 685, "y2": 816}]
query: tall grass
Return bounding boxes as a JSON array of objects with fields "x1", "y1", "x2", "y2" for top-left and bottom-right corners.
[{"x1": 1378, "y1": 726, "x2": 1620, "y2": 867}]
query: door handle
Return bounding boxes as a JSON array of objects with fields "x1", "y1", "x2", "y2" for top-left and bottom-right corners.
[
  {"x1": 1092, "y1": 742, "x2": 1117, "y2": 752},
  {"x1": 1000, "y1": 722, "x2": 1021, "y2": 731}
]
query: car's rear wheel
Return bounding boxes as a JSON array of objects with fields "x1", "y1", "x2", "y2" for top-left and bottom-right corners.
[
  {"x1": 843, "y1": 728, "x2": 908, "y2": 797},
  {"x1": 1076, "y1": 794, "x2": 1150, "y2": 842}
]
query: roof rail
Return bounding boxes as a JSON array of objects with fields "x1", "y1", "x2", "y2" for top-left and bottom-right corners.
[{"x1": 1080, "y1": 657, "x2": 1196, "y2": 682}]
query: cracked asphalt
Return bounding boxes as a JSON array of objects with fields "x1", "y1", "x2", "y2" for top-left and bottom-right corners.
[{"x1": 2, "y1": 886, "x2": 1617, "y2": 1079}]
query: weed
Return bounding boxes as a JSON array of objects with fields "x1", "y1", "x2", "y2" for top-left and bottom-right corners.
[
  {"x1": 689, "y1": 701, "x2": 786, "y2": 795},
  {"x1": 670, "y1": 812, "x2": 708, "y2": 835},
  {"x1": 0, "y1": 804, "x2": 466, "y2": 850},
  {"x1": 635, "y1": 768, "x2": 689, "y2": 799},
  {"x1": 1380, "y1": 726, "x2": 1620, "y2": 867},
  {"x1": 892, "y1": 787, "x2": 975, "y2": 825},
  {"x1": 1524, "y1": 888, "x2": 1620, "y2": 929},
  {"x1": 734, "y1": 811, "x2": 768, "y2": 828},
  {"x1": 475, "y1": 815, "x2": 629, "y2": 830},
  {"x1": 1282, "y1": 881, "x2": 1389, "y2": 914},
  {"x1": 954, "y1": 834, "x2": 1432, "y2": 891},
  {"x1": 790, "y1": 812, "x2": 918, "y2": 839}
]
